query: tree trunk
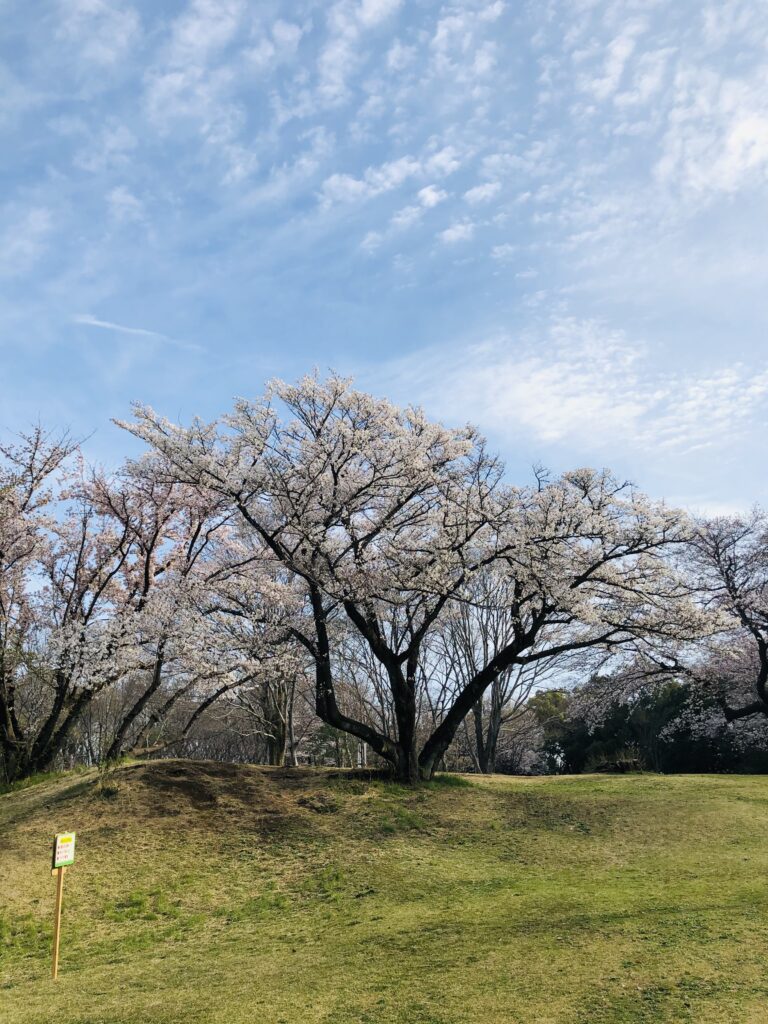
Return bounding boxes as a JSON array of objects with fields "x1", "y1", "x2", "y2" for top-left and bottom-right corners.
[
  {"x1": 0, "y1": 737, "x2": 29, "y2": 784},
  {"x1": 308, "y1": 585, "x2": 399, "y2": 770},
  {"x1": 0, "y1": 682, "x2": 28, "y2": 782},
  {"x1": 473, "y1": 701, "x2": 491, "y2": 774},
  {"x1": 105, "y1": 646, "x2": 166, "y2": 763},
  {"x1": 286, "y1": 678, "x2": 297, "y2": 767},
  {"x1": 481, "y1": 700, "x2": 503, "y2": 775},
  {"x1": 261, "y1": 681, "x2": 288, "y2": 766}
]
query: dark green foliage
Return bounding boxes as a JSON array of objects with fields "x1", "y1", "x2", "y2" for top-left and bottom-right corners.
[{"x1": 529, "y1": 682, "x2": 768, "y2": 775}]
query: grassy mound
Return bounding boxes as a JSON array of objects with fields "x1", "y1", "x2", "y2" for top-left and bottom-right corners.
[{"x1": 2, "y1": 761, "x2": 768, "y2": 1023}]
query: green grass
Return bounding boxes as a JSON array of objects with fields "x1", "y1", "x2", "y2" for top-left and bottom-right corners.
[
  {"x1": 0, "y1": 764, "x2": 90, "y2": 797},
  {"x1": 2, "y1": 761, "x2": 768, "y2": 1023}
]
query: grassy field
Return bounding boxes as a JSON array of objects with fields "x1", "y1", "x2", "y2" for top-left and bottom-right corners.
[{"x1": 2, "y1": 762, "x2": 768, "y2": 1024}]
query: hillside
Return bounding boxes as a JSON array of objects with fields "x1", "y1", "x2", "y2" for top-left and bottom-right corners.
[{"x1": 2, "y1": 762, "x2": 768, "y2": 1024}]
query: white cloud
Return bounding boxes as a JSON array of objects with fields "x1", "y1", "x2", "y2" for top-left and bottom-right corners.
[
  {"x1": 247, "y1": 20, "x2": 303, "y2": 72},
  {"x1": 73, "y1": 314, "x2": 202, "y2": 352},
  {"x1": 0, "y1": 207, "x2": 53, "y2": 277},
  {"x1": 418, "y1": 185, "x2": 448, "y2": 207},
  {"x1": 358, "y1": 0, "x2": 402, "y2": 28},
  {"x1": 107, "y1": 186, "x2": 145, "y2": 224},
  {"x1": 491, "y1": 243, "x2": 516, "y2": 261},
  {"x1": 386, "y1": 39, "x2": 415, "y2": 71},
  {"x1": 439, "y1": 222, "x2": 474, "y2": 244},
  {"x1": 656, "y1": 68, "x2": 768, "y2": 197},
  {"x1": 429, "y1": 4, "x2": 503, "y2": 82},
  {"x1": 366, "y1": 155, "x2": 423, "y2": 191},
  {"x1": 361, "y1": 230, "x2": 383, "y2": 252},
  {"x1": 390, "y1": 205, "x2": 422, "y2": 230},
  {"x1": 472, "y1": 42, "x2": 497, "y2": 76},
  {"x1": 273, "y1": 19, "x2": 303, "y2": 51},
  {"x1": 701, "y1": 1, "x2": 765, "y2": 47},
  {"x1": 578, "y1": 21, "x2": 645, "y2": 102},
  {"x1": 424, "y1": 146, "x2": 462, "y2": 176},
  {"x1": 479, "y1": 2, "x2": 505, "y2": 22},
  {"x1": 321, "y1": 148, "x2": 461, "y2": 206},
  {"x1": 73, "y1": 121, "x2": 137, "y2": 173},
  {"x1": 615, "y1": 47, "x2": 673, "y2": 107},
  {"x1": 165, "y1": 0, "x2": 244, "y2": 66},
  {"x1": 377, "y1": 319, "x2": 768, "y2": 456},
  {"x1": 317, "y1": 0, "x2": 402, "y2": 107},
  {"x1": 464, "y1": 182, "x2": 501, "y2": 204},
  {"x1": 356, "y1": 186, "x2": 446, "y2": 250},
  {"x1": 431, "y1": 12, "x2": 472, "y2": 61},
  {"x1": 321, "y1": 172, "x2": 372, "y2": 203},
  {"x1": 245, "y1": 127, "x2": 333, "y2": 205},
  {"x1": 143, "y1": 0, "x2": 263, "y2": 185},
  {"x1": 57, "y1": 0, "x2": 141, "y2": 66},
  {"x1": 481, "y1": 140, "x2": 554, "y2": 179}
]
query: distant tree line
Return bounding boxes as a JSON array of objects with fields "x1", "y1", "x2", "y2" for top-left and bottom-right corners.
[
  {"x1": 2, "y1": 375, "x2": 767, "y2": 783},
  {"x1": 524, "y1": 681, "x2": 768, "y2": 775}
]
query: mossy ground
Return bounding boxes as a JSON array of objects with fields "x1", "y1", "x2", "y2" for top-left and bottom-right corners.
[{"x1": 2, "y1": 761, "x2": 768, "y2": 1023}]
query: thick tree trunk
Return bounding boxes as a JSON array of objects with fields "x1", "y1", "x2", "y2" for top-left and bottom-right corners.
[
  {"x1": 308, "y1": 585, "x2": 399, "y2": 770},
  {"x1": 392, "y1": 666, "x2": 420, "y2": 783},
  {"x1": 18, "y1": 681, "x2": 98, "y2": 780},
  {"x1": 264, "y1": 714, "x2": 287, "y2": 766},
  {"x1": 0, "y1": 737, "x2": 29, "y2": 784},
  {"x1": 0, "y1": 678, "x2": 29, "y2": 782},
  {"x1": 261, "y1": 680, "x2": 288, "y2": 766},
  {"x1": 397, "y1": 746, "x2": 424, "y2": 783}
]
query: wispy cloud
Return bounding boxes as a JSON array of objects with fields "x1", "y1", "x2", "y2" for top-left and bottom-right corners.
[
  {"x1": 107, "y1": 186, "x2": 145, "y2": 224},
  {"x1": 320, "y1": 146, "x2": 461, "y2": 206},
  {"x1": 315, "y1": 0, "x2": 402, "y2": 108},
  {"x1": 374, "y1": 318, "x2": 768, "y2": 457},
  {"x1": 57, "y1": 0, "x2": 141, "y2": 67},
  {"x1": 3, "y1": 0, "x2": 768, "y2": 509},
  {"x1": 0, "y1": 206, "x2": 53, "y2": 277},
  {"x1": 73, "y1": 314, "x2": 202, "y2": 353},
  {"x1": 655, "y1": 68, "x2": 768, "y2": 198}
]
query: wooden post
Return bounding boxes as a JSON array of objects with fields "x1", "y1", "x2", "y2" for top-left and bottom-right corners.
[{"x1": 51, "y1": 866, "x2": 66, "y2": 980}]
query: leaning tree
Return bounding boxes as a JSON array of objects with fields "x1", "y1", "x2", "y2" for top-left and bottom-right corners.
[{"x1": 120, "y1": 374, "x2": 699, "y2": 782}]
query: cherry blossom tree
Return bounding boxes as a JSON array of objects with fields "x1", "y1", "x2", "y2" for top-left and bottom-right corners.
[
  {"x1": 684, "y1": 513, "x2": 768, "y2": 725},
  {"x1": 198, "y1": 552, "x2": 311, "y2": 767},
  {"x1": 0, "y1": 428, "x2": 76, "y2": 780},
  {"x1": 120, "y1": 374, "x2": 698, "y2": 782},
  {"x1": 0, "y1": 434, "x2": 281, "y2": 780},
  {"x1": 83, "y1": 464, "x2": 239, "y2": 762},
  {"x1": 0, "y1": 431, "x2": 143, "y2": 780}
]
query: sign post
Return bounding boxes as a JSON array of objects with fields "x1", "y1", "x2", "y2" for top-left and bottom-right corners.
[{"x1": 51, "y1": 832, "x2": 76, "y2": 980}]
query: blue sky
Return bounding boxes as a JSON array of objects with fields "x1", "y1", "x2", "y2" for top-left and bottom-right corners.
[{"x1": 2, "y1": 0, "x2": 767, "y2": 512}]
